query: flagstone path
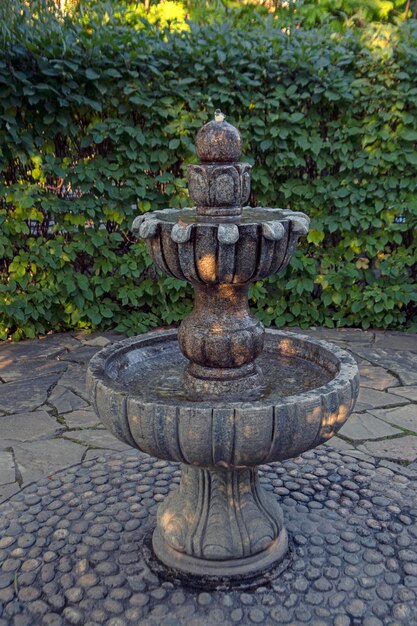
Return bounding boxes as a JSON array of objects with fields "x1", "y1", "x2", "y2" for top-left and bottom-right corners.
[{"x1": 1, "y1": 327, "x2": 417, "y2": 504}]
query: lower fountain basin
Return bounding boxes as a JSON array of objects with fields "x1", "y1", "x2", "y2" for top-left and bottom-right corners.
[{"x1": 87, "y1": 329, "x2": 359, "y2": 468}]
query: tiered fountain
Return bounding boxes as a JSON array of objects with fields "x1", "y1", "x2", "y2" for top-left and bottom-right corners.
[{"x1": 87, "y1": 112, "x2": 359, "y2": 582}]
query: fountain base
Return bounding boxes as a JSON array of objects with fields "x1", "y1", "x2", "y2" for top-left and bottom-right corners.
[
  {"x1": 153, "y1": 464, "x2": 288, "y2": 579},
  {"x1": 152, "y1": 528, "x2": 289, "y2": 581}
]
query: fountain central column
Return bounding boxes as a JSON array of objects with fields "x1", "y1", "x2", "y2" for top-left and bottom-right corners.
[
  {"x1": 146, "y1": 111, "x2": 290, "y2": 577},
  {"x1": 178, "y1": 283, "x2": 264, "y2": 400}
]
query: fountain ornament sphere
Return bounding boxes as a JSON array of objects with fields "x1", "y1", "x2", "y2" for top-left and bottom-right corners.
[
  {"x1": 87, "y1": 112, "x2": 359, "y2": 583},
  {"x1": 196, "y1": 109, "x2": 242, "y2": 162}
]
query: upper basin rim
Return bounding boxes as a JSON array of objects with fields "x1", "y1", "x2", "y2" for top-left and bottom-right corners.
[{"x1": 87, "y1": 329, "x2": 359, "y2": 410}]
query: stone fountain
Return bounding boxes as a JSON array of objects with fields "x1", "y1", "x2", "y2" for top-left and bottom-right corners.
[{"x1": 87, "y1": 112, "x2": 359, "y2": 583}]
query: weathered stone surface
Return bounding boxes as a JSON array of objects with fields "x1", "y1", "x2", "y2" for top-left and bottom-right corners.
[
  {"x1": 63, "y1": 429, "x2": 130, "y2": 451},
  {"x1": 0, "y1": 374, "x2": 61, "y2": 413},
  {"x1": 48, "y1": 385, "x2": 88, "y2": 414},
  {"x1": 73, "y1": 330, "x2": 125, "y2": 344},
  {"x1": 57, "y1": 364, "x2": 89, "y2": 400},
  {"x1": 154, "y1": 465, "x2": 286, "y2": 576},
  {"x1": 0, "y1": 450, "x2": 15, "y2": 485},
  {"x1": 0, "y1": 359, "x2": 67, "y2": 383},
  {"x1": 354, "y1": 387, "x2": 408, "y2": 412},
  {"x1": 83, "y1": 449, "x2": 105, "y2": 462},
  {"x1": 324, "y1": 437, "x2": 355, "y2": 451},
  {"x1": 374, "y1": 330, "x2": 417, "y2": 353},
  {"x1": 12, "y1": 439, "x2": 85, "y2": 483},
  {"x1": 351, "y1": 349, "x2": 417, "y2": 386},
  {"x1": 359, "y1": 436, "x2": 417, "y2": 462},
  {"x1": 369, "y1": 405, "x2": 417, "y2": 434},
  {"x1": 80, "y1": 336, "x2": 112, "y2": 348},
  {"x1": 380, "y1": 460, "x2": 417, "y2": 478},
  {"x1": 339, "y1": 412, "x2": 400, "y2": 441},
  {"x1": 358, "y1": 364, "x2": 398, "y2": 391},
  {"x1": 387, "y1": 386, "x2": 417, "y2": 402},
  {"x1": 0, "y1": 334, "x2": 77, "y2": 361},
  {"x1": 196, "y1": 114, "x2": 242, "y2": 163},
  {"x1": 59, "y1": 345, "x2": 101, "y2": 365},
  {"x1": 64, "y1": 409, "x2": 101, "y2": 429},
  {"x1": 0, "y1": 482, "x2": 19, "y2": 504},
  {"x1": 188, "y1": 162, "x2": 251, "y2": 218},
  {"x1": 291, "y1": 327, "x2": 375, "y2": 345},
  {"x1": 0, "y1": 410, "x2": 61, "y2": 443}
]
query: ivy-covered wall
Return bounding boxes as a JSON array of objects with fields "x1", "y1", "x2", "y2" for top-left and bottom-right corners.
[{"x1": 1, "y1": 14, "x2": 416, "y2": 339}]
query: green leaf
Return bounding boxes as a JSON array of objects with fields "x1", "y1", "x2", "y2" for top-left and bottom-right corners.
[{"x1": 86, "y1": 68, "x2": 100, "y2": 80}]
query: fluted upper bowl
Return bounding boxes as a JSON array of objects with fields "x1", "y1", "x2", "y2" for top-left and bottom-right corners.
[
  {"x1": 86, "y1": 329, "x2": 359, "y2": 469},
  {"x1": 132, "y1": 207, "x2": 309, "y2": 285}
]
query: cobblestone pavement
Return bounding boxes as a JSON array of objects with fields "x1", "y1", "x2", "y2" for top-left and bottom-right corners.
[
  {"x1": 1, "y1": 327, "x2": 417, "y2": 502},
  {"x1": 1, "y1": 448, "x2": 417, "y2": 626}
]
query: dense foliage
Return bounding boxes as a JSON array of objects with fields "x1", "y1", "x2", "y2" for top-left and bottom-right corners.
[
  {"x1": 0, "y1": 5, "x2": 416, "y2": 339},
  {"x1": 48, "y1": 0, "x2": 417, "y2": 29}
]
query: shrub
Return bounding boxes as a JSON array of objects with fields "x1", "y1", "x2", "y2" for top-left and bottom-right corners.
[{"x1": 0, "y1": 5, "x2": 416, "y2": 339}]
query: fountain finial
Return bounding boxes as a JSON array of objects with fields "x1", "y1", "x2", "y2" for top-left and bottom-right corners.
[
  {"x1": 195, "y1": 110, "x2": 242, "y2": 163},
  {"x1": 189, "y1": 111, "x2": 250, "y2": 217},
  {"x1": 214, "y1": 109, "x2": 225, "y2": 122}
]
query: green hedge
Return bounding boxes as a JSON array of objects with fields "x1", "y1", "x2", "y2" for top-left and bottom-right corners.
[{"x1": 1, "y1": 9, "x2": 416, "y2": 339}]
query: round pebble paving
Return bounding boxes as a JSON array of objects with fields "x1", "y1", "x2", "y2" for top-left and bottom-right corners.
[{"x1": 1, "y1": 448, "x2": 417, "y2": 625}]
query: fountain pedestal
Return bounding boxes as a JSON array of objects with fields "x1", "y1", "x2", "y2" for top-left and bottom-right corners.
[
  {"x1": 153, "y1": 465, "x2": 287, "y2": 578},
  {"x1": 87, "y1": 111, "x2": 359, "y2": 583}
]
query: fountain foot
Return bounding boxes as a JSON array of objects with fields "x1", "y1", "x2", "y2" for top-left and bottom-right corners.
[{"x1": 153, "y1": 464, "x2": 288, "y2": 578}]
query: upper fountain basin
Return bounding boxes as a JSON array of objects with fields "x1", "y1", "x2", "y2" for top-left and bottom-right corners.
[
  {"x1": 86, "y1": 329, "x2": 359, "y2": 469},
  {"x1": 132, "y1": 207, "x2": 309, "y2": 285}
]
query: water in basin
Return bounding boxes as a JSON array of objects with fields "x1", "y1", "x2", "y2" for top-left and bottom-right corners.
[
  {"x1": 109, "y1": 337, "x2": 334, "y2": 405},
  {"x1": 154, "y1": 207, "x2": 290, "y2": 225}
]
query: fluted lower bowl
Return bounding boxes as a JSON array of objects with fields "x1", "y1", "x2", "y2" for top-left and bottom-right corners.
[{"x1": 86, "y1": 329, "x2": 359, "y2": 468}]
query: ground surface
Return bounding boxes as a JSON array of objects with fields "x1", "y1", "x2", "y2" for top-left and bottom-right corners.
[
  {"x1": 1, "y1": 327, "x2": 417, "y2": 626},
  {"x1": 1, "y1": 448, "x2": 417, "y2": 626},
  {"x1": 1, "y1": 327, "x2": 417, "y2": 500}
]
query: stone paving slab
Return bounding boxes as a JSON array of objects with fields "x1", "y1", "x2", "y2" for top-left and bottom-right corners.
[
  {"x1": 374, "y1": 329, "x2": 417, "y2": 352},
  {"x1": 58, "y1": 344, "x2": 102, "y2": 365},
  {"x1": 354, "y1": 387, "x2": 408, "y2": 412},
  {"x1": 358, "y1": 363, "x2": 398, "y2": 391},
  {"x1": 57, "y1": 364, "x2": 90, "y2": 400},
  {"x1": 388, "y1": 385, "x2": 417, "y2": 402},
  {"x1": 0, "y1": 327, "x2": 417, "y2": 500},
  {"x1": 62, "y1": 429, "x2": 131, "y2": 452},
  {"x1": 0, "y1": 333, "x2": 79, "y2": 361},
  {"x1": 369, "y1": 405, "x2": 417, "y2": 434},
  {"x1": 1, "y1": 410, "x2": 62, "y2": 443},
  {"x1": 358, "y1": 436, "x2": 417, "y2": 462},
  {"x1": 48, "y1": 385, "x2": 89, "y2": 414},
  {"x1": 10, "y1": 439, "x2": 86, "y2": 487},
  {"x1": 0, "y1": 451, "x2": 15, "y2": 486},
  {"x1": 62, "y1": 408, "x2": 101, "y2": 430},
  {"x1": 1, "y1": 448, "x2": 417, "y2": 626},
  {"x1": 0, "y1": 373, "x2": 62, "y2": 414},
  {"x1": 349, "y1": 347, "x2": 417, "y2": 386},
  {"x1": 0, "y1": 358, "x2": 67, "y2": 383},
  {"x1": 338, "y1": 412, "x2": 400, "y2": 441}
]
